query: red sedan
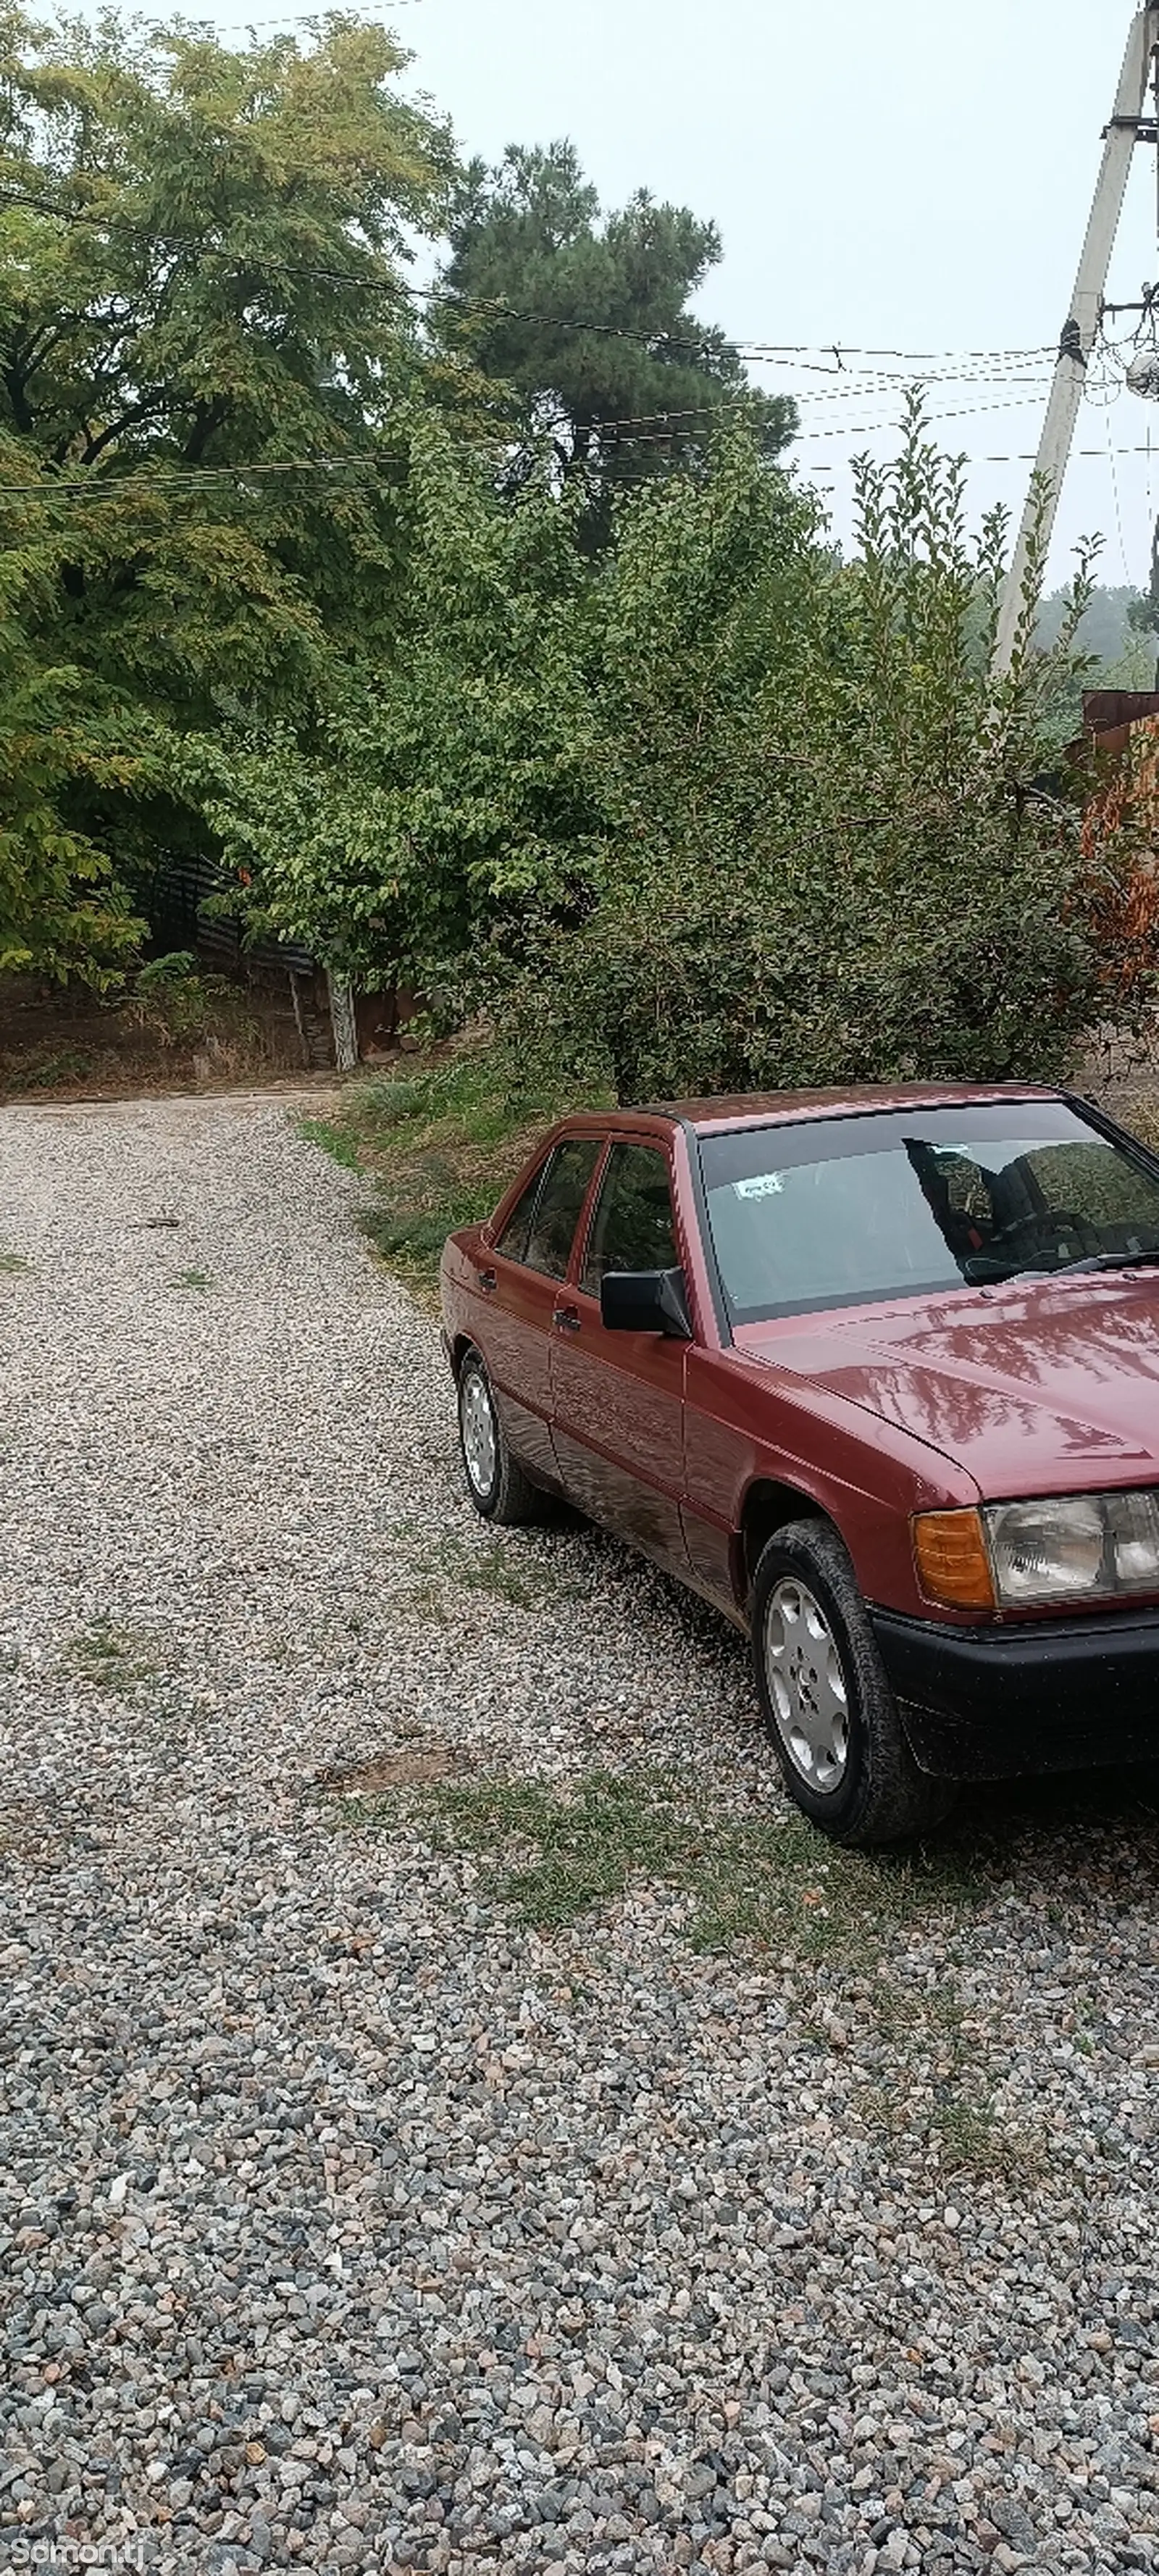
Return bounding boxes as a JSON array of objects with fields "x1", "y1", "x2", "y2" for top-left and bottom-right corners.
[{"x1": 440, "y1": 1084, "x2": 1159, "y2": 1843}]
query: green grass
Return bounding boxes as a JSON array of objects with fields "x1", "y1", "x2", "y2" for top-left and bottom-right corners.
[
  {"x1": 324, "y1": 1762, "x2": 1041, "y2": 2180},
  {"x1": 340, "y1": 1763, "x2": 982, "y2": 1956},
  {"x1": 68, "y1": 1620, "x2": 160, "y2": 1691},
  {"x1": 298, "y1": 1116, "x2": 362, "y2": 1170},
  {"x1": 398, "y1": 1533, "x2": 560, "y2": 1619},
  {"x1": 167, "y1": 1267, "x2": 214, "y2": 1291},
  {"x1": 0, "y1": 1251, "x2": 30, "y2": 1275},
  {"x1": 298, "y1": 1040, "x2": 603, "y2": 1287}
]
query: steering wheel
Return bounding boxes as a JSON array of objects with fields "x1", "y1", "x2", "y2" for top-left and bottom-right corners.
[{"x1": 989, "y1": 1209, "x2": 1102, "y2": 1266}]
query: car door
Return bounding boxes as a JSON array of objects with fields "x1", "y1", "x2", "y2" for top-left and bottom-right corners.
[
  {"x1": 549, "y1": 1138, "x2": 691, "y2": 1571},
  {"x1": 480, "y1": 1138, "x2": 603, "y2": 1486}
]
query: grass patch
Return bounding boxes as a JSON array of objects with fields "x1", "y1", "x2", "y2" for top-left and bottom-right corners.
[
  {"x1": 4, "y1": 1043, "x2": 95, "y2": 1091},
  {"x1": 298, "y1": 1116, "x2": 361, "y2": 1170},
  {"x1": 349, "y1": 1763, "x2": 982, "y2": 1954},
  {"x1": 0, "y1": 1250, "x2": 30, "y2": 1274},
  {"x1": 68, "y1": 1620, "x2": 160, "y2": 1691},
  {"x1": 167, "y1": 1267, "x2": 214, "y2": 1291},
  {"x1": 335, "y1": 1763, "x2": 1049, "y2": 2182},
  {"x1": 298, "y1": 1038, "x2": 605, "y2": 1288},
  {"x1": 398, "y1": 1533, "x2": 559, "y2": 1619}
]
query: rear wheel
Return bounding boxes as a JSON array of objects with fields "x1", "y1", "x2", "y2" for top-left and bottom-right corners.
[
  {"x1": 456, "y1": 1348, "x2": 547, "y2": 1527},
  {"x1": 751, "y1": 1519, "x2": 955, "y2": 1846}
]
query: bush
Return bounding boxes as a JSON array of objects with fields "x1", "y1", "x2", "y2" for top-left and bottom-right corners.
[{"x1": 493, "y1": 405, "x2": 1140, "y2": 1101}]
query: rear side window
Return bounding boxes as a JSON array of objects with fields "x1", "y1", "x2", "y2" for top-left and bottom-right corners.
[
  {"x1": 494, "y1": 1161, "x2": 549, "y2": 1264},
  {"x1": 580, "y1": 1143, "x2": 679, "y2": 1293},
  {"x1": 524, "y1": 1139, "x2": 603, "y2": 1280}
]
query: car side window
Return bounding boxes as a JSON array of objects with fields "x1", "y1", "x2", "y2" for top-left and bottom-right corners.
[
  {"x1": 580, "y1": 1143, "x2": 680, "y2": 1293},
  {"x1": 494, "y1": 1159, "x2": 550, "y2": 1265},
  {"x1": 524, "y1": 1139, "x2": 603, "y2": 1280}
]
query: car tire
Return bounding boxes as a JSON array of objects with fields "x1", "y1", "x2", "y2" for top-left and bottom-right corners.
[
  {"x1": 750, "y1": 1518, "x2": 956, "y2": 1847},
  {"x1": 456, "y1": 1348, "x2": 547, "y2": 1527}
]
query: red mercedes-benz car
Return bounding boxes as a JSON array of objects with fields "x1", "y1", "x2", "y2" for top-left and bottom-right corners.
[{"x1": 440, "y1": 1084, "x2": 1159, "y2": 1844}]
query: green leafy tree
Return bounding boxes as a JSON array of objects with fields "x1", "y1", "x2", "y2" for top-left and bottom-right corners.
[
  {"x1": 192, "y1": 421, "x2": 602, "y2": 996},
  {"x1": 0, "y1": 4, "x2": 456, "y2": 976},
  {"x1": 504, "y1": 401, "x2": 1124, "y2": 1101},
  {"x1": 205, "y1": 401, "x2": 1151, "y2": 1099},
  {"x1": 438, "y1": 141, "x2": 795, "y2": 535}
]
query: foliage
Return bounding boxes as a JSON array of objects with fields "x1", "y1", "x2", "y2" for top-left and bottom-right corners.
[
  {"x1": 0, "y1": 4, "x2": 457, "y2": 978},
  {"x1": 1036, "y1": 580, "x2": 1158, "y2": 709},
  {"x1": 217, "y1": 396, "x2": 1151, "y2": 1102},
  {"x1": 197, "y1": 425, "x2": 605, "y2": 991},
  {"x1": 0, "y1": 606, "x2": 146, "y2": 983},
  {"x1": 301, "y1": 1039, "x2": 603, "y2": 1284},
  {"x1": 437, "y1": 141, "x2": 795, "y2": 538},
  {"x1": 496, "y1": 402, "x2": 1143, "y2": 1101},
  {"x1": 125, "y1": 951, "x2": 236, "y2": 1044}
]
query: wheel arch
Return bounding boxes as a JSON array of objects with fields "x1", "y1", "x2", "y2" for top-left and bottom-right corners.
[{"x1": 737, "y1": 1477, "x2": 835, "y2": 1608}]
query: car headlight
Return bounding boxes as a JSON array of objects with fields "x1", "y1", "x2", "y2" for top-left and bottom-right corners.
[
  {"x1": 913, "y1": 1488, "x2": 1159, "y2": 1611},
  {"x1": 985, "y1": 1497, "x2": 1107, "y2": 1604}
]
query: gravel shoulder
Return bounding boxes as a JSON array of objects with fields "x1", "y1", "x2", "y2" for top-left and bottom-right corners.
[{"x1": 2, "y1": 1094, "x2": 1159, "y2": 2576}]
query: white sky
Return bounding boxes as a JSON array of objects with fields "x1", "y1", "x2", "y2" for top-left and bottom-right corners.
[{"x1": 217, "y1": 0, "x2": 1159, "y2": 591}]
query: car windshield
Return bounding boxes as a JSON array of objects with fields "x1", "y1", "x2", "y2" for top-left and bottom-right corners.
[{"x1": 700, "y1": 1102, "x2": 1159, "y2": 1324}]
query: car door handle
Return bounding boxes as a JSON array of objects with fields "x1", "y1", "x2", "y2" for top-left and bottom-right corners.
[
  {"x1": 478, "y1": 1268, "x2": 498, "y2": 1294},
  {"x1": 553, "y1": 1304, "x2": 581, "y2": 1334}
]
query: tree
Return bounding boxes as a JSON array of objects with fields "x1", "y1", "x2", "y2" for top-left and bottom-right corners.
[
  {"x1": 487, "y1": 405, "x2": 1150, "y2": 1101},
  {"x1": 0, "y1": 5, "x2": 457, "y2": 976},
  {"x1": 209, "y1": 397, "x2": 1155, "y2": 1105},
  {"x1": 437, "y1": 141, "x2": 795, "y2": 537},
  {"x1": 192, "y1": 422, "x2": 603, "y2": 998}
]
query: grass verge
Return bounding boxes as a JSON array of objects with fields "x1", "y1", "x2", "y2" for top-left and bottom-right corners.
[{"x1": 299, "y1": 1038, "x2": 602, "y2": 1288}]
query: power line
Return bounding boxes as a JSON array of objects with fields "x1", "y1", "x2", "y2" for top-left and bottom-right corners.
[
  {"x1": 9, "y1": 427, "x2": 1159, "y2": 516},
  {"x1": 0, "y1": 186, "x2": 1058, "y2": 372}
]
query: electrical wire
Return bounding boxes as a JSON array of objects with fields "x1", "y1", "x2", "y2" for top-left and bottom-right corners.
[
  {"x1": 0, "y1": 186, "x2": 1059, "y2": 371},
  {"x1": 9, "y1": 428, "x2": 1159, "y2": 514}
]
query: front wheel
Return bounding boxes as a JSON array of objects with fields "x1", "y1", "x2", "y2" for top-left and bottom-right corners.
[
  {"x1": 456, "y1": 1348, "x2": 547, "y2": 1527},
  {"x1": 751, "y1": 1519, "x2": 955, "y2": 1846}
]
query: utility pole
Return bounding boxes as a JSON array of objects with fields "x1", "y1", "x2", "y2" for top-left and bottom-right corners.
[{"x1": 992, "y1": 4, "x2": 1159, "y2": 676}]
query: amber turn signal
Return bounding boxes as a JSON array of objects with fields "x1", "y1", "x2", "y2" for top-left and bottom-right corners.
[{"x1": 912, "y1": 1508, "x2": 995, "y2": 1612}]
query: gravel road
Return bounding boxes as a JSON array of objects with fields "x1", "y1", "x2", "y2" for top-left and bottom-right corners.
[{"x1": 2, "y1": 1093, "x2": 1159, "y2": 2576}]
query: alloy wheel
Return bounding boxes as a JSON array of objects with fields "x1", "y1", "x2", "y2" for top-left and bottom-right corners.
[
  {"x1": 460, "y1": 1367, "x2": 498, "y2": 1500},
  {"x1": 762, "y1": 1575, "x2": 850, "y2": 1792}
]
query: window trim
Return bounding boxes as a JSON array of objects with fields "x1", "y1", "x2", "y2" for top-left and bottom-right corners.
[
  {"x1": 522, "y1": 1135, "x2": 606, "y2": 1283},
  {"x1": 490, "y1": 1146, "x2": 556, "y2": 1269},
  {"x1": 572, "y1": 1134, "x2": 682, "y2": 1302}
]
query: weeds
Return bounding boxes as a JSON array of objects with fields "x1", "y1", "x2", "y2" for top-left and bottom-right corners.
[
  {"x1": 168, "y1": 1267, "x2": 214, "y2": 1291},
  {"x1": 0, "y1": 1251, "x2": 30, "y2": 1274},
  {"x1": 298, "y1": 1117, "x2": 361, "y2": 1171},
  {"x1": 394, "y1": 1533, "x2": 563, "y2": 1620},
  {"x1": 297, "y1": 1038, "x2": 604, "y2": 1287},
  {"x1": 326, "y1": 1762, "x2": 1050, "y2": 2180},
  {"x1": 4, "y1": 1045, "x2": 94, "y2": 1090},
  {"x1": 345, "y1": 1763, "x2": 982, "y2": 1957},
  {"x1": 69, "y1": 1620, "x2": 159, "y2": 1691}
]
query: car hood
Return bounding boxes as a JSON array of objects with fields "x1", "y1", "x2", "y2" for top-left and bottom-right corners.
[{"x1": 740, "y1": 1275, "x2": 1159, "y2": 1498}]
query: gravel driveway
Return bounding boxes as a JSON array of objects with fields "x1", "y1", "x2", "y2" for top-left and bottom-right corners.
[{"x1": 2, "y1": 1094, "x2": 1159, "y2": 2576}]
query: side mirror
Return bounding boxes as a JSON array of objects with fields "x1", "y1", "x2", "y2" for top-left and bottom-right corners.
[{"x1": 600, "y1": 1266, "x2": 693, "y2": 1338}]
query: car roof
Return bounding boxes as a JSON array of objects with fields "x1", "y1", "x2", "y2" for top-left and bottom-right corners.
[{"x1": 561, "y1": 1082, "x2": 1063, "y2": 1139}]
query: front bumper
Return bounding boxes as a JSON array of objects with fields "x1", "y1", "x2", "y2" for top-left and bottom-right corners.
[{"x1": 872, "y1": 1602, "x2": 1159, "y2": 1781}]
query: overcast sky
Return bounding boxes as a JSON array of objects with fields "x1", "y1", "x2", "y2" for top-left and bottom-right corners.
[{"x1": 223, "y1": 0, "x2": 1159, "y2": 592}]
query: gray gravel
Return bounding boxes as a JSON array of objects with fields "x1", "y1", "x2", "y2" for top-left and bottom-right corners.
[{"x1": 2, "y1": 1093, "x2": 1159, "y2": 2576}]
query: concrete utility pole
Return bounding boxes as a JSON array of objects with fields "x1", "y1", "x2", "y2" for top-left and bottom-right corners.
[{"x1": 992, "y1": 4, "x2": 1159, "y2": 676}]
